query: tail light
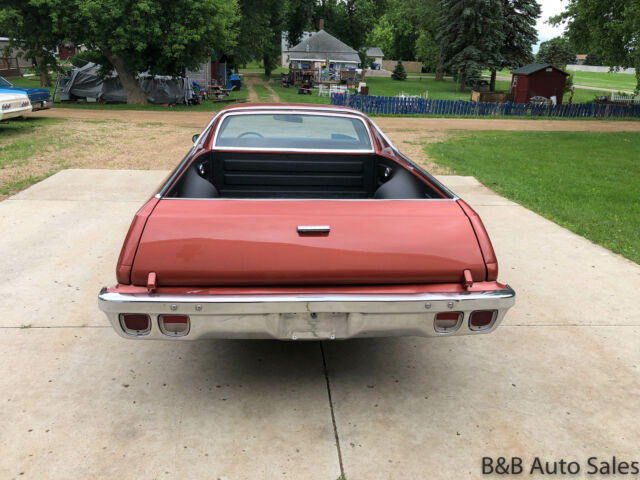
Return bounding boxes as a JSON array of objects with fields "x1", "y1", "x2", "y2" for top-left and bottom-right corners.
[
  {"x1": 469, "y1": 310, "x2": 497, "y2": 331},
  {"x1": 159, "y1": 315, "x2": 190, "y2": 337},
  {"x1": 119, "y1": 313, "x2": 151, "y2": 335},
  {"x1": 434, "y1": 312, "x2": 463, "y2": 333}
]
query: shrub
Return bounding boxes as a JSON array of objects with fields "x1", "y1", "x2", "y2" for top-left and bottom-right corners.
[{"x1": 391, "y1": 60, "x2": 407, "y2": 81}]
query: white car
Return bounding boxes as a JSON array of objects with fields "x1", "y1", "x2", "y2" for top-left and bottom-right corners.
[{"x1": 0, "y1": 91, "x2": 32, "y2": 120}]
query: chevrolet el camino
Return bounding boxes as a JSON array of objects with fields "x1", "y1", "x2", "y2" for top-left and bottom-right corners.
[{"x1": 98, "y1": 104, "x2": 515, "y2": 340}]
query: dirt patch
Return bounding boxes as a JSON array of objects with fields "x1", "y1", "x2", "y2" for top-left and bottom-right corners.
[
  {"x1": 382, "y1": 129, "x2": 452, "y2": 173},
  {"x1": 244, "y1": 74, "x2": 280, "y2": 103},
  {"x1": 0, "y1": 118, "x2": 194, "y2": 200}
]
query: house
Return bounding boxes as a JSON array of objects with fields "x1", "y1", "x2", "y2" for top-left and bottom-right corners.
[
  {"x1": 575, "y1": 54, "x2": 587, "y2": 65},
  {"x1": 281, "y1": 31, "x2": 313, "y2": 68},
  {"x1": 0, "y1": 37, "x2": 32, "y2": 77},
  {"x1": 365, "y1": 47, "x2": 384, "y2": 68},
  {"x1": 287, "y1": 25, "x2": 360, "y2": 72},
  {"x1": 510, "y1": 63, "x2": 570, "y2": 104}
]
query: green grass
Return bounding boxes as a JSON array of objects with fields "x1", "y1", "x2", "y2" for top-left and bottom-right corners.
[
  {"x1": 425, "y1": 131, "x2": 640, "y2": 263},
  {"x1": 269, "y1": 79, "x2": 331, "y2": 104},
  {"x1": 239, "y1": 60, "x2": 288, "y2": 75},
  {"x1": 0, "y1": 117, "x2": 69, "y2": 196},
  {"x1": 570, "y1": 70, "x2": 637, "y2": 92},
  {"x1": 252, "y1": 84, "x2": 273, "y2": 102}
]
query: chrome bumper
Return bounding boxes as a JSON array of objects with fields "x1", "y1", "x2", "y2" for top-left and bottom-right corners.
[{"x1": 98, "y1": 286, "x2": 515, "y2": 340}]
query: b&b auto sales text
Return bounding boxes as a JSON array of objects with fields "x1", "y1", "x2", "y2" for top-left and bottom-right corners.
[{"x1": 483, "y1": 457, "x2": 639, "y2": 475}]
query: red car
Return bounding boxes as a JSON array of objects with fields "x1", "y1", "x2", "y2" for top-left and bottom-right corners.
[{"x1": 98, "y1": 104, "x2": 515, "y2": 340}]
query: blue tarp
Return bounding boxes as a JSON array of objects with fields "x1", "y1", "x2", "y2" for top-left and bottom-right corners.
[{"x1": 227, "y1": 74, "x2": 242, "y2": 90}]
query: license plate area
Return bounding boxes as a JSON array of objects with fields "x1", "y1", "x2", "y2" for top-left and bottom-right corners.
[{"x1": 281, "y1": 312, "x2": 347, "y2": 340}]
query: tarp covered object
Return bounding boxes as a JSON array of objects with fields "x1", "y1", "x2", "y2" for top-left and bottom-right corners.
[{"x1": 61, "y1": 62, "x2": 195, "y2": 104}]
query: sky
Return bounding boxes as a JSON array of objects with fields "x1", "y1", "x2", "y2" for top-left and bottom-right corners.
[{"x1": 534, "y1": 0, "x2": 567, "y2": 52}]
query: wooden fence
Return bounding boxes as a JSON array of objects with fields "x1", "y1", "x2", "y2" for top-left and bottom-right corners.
[{"x1": 330, "y1": 94, "x2": 640, "y2": 118}]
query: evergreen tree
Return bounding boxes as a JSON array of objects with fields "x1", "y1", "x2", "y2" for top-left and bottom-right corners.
[
  {"x1": 490, "y1": 0, "x2": 541, "y2": 90},
  {"x1": 438, "y1": 0, "x2": 506, "y2": 91},
  {"x1": 391, "y1": 60, "x2": 407, "y2": 80}
]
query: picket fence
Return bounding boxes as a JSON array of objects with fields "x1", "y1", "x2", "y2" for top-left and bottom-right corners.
[{"x1": 330, "y1": 93, "x2": 640, "y2": 118}]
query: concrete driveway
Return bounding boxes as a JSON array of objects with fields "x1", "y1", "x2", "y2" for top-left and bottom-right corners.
[{"x1": 1, "y1": 170, "x2": 638, "y2": 480}]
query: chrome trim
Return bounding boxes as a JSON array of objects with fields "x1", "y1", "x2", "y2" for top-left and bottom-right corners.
[
  {"x1": 297, "y1": 225, "x2": 330, "y2": 233},
  {"x1": 98, "y1": 286, "x2": 515, "y2": 340}
]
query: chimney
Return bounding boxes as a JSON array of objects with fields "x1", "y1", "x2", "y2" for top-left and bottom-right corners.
[{"x1": 319, "y1": 18, "x2": 325, "y2": 30}]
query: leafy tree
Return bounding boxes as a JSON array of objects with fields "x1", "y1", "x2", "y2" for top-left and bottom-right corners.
[
  {"x1": 369, "y1": 0, "x2": 440, "y2": 63},
  {"x1": 312, "y1": 0, "x2": 380, "y2": 52},
  {"x1": 1, "y1": 0, "x2": 239, "y2": 104},
  {"x1": 490, "y1": 0, "x2": 541, "y2": 90},
  {"x1": 0, "y1": 2, "x2": 62, "y2": 86},
  {"x1": 415, "y1": 31, "x2": 439, "y2": 72},
  {"x1": 391, "y1": 59, "x2": 407, "y2": 80},
  {"x1": 551, "y1": 0, "x2": 640, "y2": 91},
  {"x1": 536, "y1": 37, "x2": 576, "y2": 69},
  {"x1": 235, "y1": 0, "x2": 287, "y2": 77},
  {"x1": 439, "y1": 0, "x2": 506, "y2": 91},
  {"x1": 286, "y1": 0, "x2": 314, "y2": 46},
  {"x1": 583, "y1": 52, "x2": 605, "y2": 66}
]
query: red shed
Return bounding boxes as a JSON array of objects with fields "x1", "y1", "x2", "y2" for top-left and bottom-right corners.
[{"x1": 510, "y1": 63, "x2": 569, "y2": 104}]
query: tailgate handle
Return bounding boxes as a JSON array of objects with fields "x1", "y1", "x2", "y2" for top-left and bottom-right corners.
[{"x1": 297, "y1": 225, "x2": 330, "y2": 234}]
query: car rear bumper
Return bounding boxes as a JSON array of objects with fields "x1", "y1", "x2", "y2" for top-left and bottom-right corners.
[
  {"x1": 0, "y1": 105, "x2": 31, "y2": 119},
  {"x1": 98, "y1": 283, "x2": 516, "y2": 340},
  {"x1": 31, "y1": 100, "x2": 51, "y2": 110}
]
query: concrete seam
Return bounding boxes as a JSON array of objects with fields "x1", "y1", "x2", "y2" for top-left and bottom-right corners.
[{"x1": 320, "y1": 342, "x2": 345, "y2": 478}]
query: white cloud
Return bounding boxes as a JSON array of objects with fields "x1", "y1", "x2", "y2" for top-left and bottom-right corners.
[{"x1": 534, "y1": 0, "x2": 566, "y2": 52}]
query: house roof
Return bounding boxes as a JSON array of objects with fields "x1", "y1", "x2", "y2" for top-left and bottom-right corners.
[
  {"x1": 511, "y1": 63, "x2": 569, "y2": 76},
  {"x1": 366, "y1": 47, "x2": 384, "y2": 58},
  {"x1": 288, "y1": 30, "x2": 360, "y2": 63}
]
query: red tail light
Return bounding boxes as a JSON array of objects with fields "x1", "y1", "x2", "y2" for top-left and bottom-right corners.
[
  {"x1": 159, "y1": 315, "x2": 190, "y2": 337},
  {"x1": 119, "y1": 313, "x2": 151, "y2": 335},
  {"x1": 434, "y1": 312, "x2": 462, "y2": 333},
  {"x1": 469, "y1": 310, "x2": 497, "y2": 331}
]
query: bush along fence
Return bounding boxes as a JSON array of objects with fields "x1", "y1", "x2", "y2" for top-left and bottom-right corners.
[{"x1": 330, "y1": 93, "x2": 640, "y2": 118}]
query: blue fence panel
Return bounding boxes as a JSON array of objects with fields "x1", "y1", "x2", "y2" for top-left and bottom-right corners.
[{"x1": 331, "y1": 93, "x2": 640, "y2": 118}]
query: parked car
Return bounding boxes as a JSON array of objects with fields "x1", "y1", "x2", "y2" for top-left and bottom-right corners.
[
  {"x1": 0, "y1": 91, "x2": 32, "y2": 120},
  {"x1": 0, "y1": 76, "x2": 51, "y2": 110},
  {"x1": 98, "y1": 104, "x2": 515, "y2": 340}
]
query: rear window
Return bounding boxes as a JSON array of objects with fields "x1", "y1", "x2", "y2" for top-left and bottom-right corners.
[{"x1": 215, "y1": 113, "x2": 372, "y2": 151}]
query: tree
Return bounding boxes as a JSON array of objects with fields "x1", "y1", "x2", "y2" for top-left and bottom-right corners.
[
  {"x1": 312, "y1": 0, "x2": 381, "y2": 52},
  {"x1": 551, "y1": 0, "x2": 640, "y2": 91},
  {"x1": 369, "y1": 0, "x2": 440, "y2": 62},
  {"x1": 1, "y1": 0, "x2": 239, "y2": 104},
  {"x1": 235, "y1": 0, "x2": 287, "y2": 77},
  {"x1": 490, "y1": 0, "x2": 541, "y2": 90},
  {"x1": 536, "y1": 37, "x2": 576, "y2": 69},
  {"x1": 439, "y1": 0, "x2": 506, "y2": 91},
  {"x1": 0, "y1": 2, "x2": 62, "y2": 86},
  {"x1": 391, "y1": 59, "x2": 407, "y2": 80}
]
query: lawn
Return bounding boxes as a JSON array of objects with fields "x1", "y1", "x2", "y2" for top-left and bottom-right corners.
[
  {"x1": 570, "y1": 70, "x2": 637, "y2": 92},
  {"x1": 0, "y1": 116, "x2": 195, "y2": 198},
  {"x1": 239, "y1": 60, "x2": 288, "y2": 76},
  {"x1": 425, "y1": 131, "x2": 640, "y2": 263}
]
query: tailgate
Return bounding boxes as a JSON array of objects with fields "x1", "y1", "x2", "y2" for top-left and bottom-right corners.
[{"x1": 131, "y1": 199, "x2": 487, "y2": 286}]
